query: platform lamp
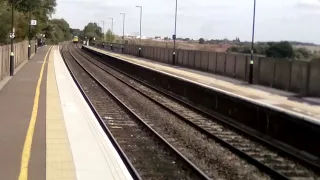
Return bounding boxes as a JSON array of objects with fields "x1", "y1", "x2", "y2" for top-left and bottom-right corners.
[
  {"x1": 108, "y1": 17, "x2": 114, "y2": 51},
  {"x1": 135, "y1": 5, "x2": 142, "y2": 57},
  {"x1": 100, "y1": 21, "x2": 105, "y2": 42},
  {"x1": 28, "y1": 11, "x2": 31, "y2": 60},
  {"x1": 172, "y1": 0, "x2": 178, "y2": 65},
  {"x1": 10, "y1": 0, "x2": 15, "y2": 76},
  {"x1": 249, "y1": 0, "x2": 257, "y2": 84},
  {"x1": 120, "y1": 13, "x2": 126, "y2": 54}
]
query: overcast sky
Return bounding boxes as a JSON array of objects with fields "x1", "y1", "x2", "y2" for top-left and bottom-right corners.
[{"x1": 52, "y1": 0, "x2": 320, "y2": 44}]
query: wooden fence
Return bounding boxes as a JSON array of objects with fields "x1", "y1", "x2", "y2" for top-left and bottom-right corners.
[{"x1": 0, "y1": 41, "x2": 35, "y2": 81}]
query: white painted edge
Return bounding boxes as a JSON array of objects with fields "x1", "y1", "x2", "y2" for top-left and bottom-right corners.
[
  {"x1": 54, "y1": 47, "x2": 133, "y2": 180},
  {"x1": 85, "y1": 45, "x2": 320, "y2": 126}
]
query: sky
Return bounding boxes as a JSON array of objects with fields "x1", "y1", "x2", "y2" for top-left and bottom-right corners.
[{"x1": 52, "y1": 0, "x2": 320, "y2": 44}]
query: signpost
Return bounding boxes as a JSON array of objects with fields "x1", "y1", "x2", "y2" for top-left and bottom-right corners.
[{"x1": 29, "y1": 19, "x2": 37, "y2": 59}]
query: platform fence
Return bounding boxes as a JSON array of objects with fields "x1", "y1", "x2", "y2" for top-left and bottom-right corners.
[{"x1": 0, "y1": 41, "x2": 36, "y2": 81}]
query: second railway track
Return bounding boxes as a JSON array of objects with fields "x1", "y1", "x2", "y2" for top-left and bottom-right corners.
[
  {"x1": 63, "y1": 43, "x2": 320, "y2": 179},
  {"x1": 62, "y1": 43, "x2": 209, "y2": 180}
]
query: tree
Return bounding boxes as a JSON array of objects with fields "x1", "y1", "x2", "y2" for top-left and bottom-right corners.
[
  {"x1": 199, "y1": 38, "x2": 205, "y2": 44},
  {"x1": 0, "y1": 1, "x2": 12, "y2": 44},
  {"x1": 82, "y1": 22, "x2": 103, "y2": 41},
  {"x1": 45, "y1": 18, "x2": 72, "y2": 44},
  {"x1": 0, "y1": 0, "x2": 60, "y2": 44},
  {"x1": 266, "y1": 41, "x2": 294, "y2": 58},
  {"x1": 105, "y1": 29, "x2": 115, "y2": 42},
  {"x1": 50, "y1": 18, "x2": 71, "y2": 40},
  {"x1": 70, "y1": 28, "x2": 81, "y2": 37}
]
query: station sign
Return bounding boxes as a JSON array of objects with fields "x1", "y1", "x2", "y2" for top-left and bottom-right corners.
[
  {"x1": 9, "y1": 32, "x2": 15, "y2": 39},
  {"x1": 31, "y1": 20, "x2": 37, "y2": 26}
]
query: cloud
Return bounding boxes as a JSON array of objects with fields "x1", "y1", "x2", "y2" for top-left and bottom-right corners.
[
  {"x1": 53, "y1": 0, "x2": 320, "y2": 44},
  {"x1": 296, "y1": 0, "x2": 320, "y2": 9}
]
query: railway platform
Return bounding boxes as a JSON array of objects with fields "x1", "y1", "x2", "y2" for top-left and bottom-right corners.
[
  {"x1": 0, "y1": 45, "x2": 132, "y2": 180},
  {"x1": 84, "y1": 45, "x2": 320, "y2": 123}
]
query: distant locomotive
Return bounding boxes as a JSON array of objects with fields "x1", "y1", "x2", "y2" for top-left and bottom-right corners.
[{"x1": 73, "y1": 36, "x2": 79, "y2": 43}]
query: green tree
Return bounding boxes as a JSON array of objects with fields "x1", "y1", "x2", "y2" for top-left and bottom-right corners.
[
  {"x1": 0, "y1": 1, "x2": 12, "y2": 44},
  {"x1": 0, "y1": 0, "x2": 58, "y2": 44},
  {"x1": 70, "y1": 28, "x2": 81, "y2": 37},
  {"x1": 105, "y1": 29, "x2": 115, "y2": 42},
  {"x1": 45, "y1": 18, "x2": 72, "y2": 44},
  {"x1": 199, "y1": 38, "x2": 205, "y2": 44},
  {"x1": 266, "y1": 41, "x2": 294, "y2": 58},
  {"x1": 83, "y1": 22, "x2": 102, "y2": 42},
  {"x1": 50, "y1": 19, "x2": 71, "y2": 40}
]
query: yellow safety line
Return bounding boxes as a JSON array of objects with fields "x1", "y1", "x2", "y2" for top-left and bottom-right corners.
[{"x1": 18, "y1": 46, "x2": 53, "y2": 180}]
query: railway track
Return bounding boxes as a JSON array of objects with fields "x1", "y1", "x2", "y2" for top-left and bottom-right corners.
[
  {"x1": 70, "y1": 43, "x2": 320, "y2": 180},
  {"x1": 61, "y1": 43, "x2": 210, "y2": 180}
]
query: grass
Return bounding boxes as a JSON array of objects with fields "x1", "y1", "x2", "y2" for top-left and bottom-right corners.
[{"x1": 125, "y1": 38, "x2": 232, "y2": 52}]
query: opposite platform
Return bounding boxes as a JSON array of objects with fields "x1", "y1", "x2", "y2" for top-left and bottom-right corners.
[{"x1": 84, "y1": 45, "x2": 320, "y2": 123}]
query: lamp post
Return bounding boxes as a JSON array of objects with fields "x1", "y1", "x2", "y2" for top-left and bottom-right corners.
[
  {"x1": 101, "y1": 21, "x2": 105, "y2": 42},
  {"x1": 135, "y1": 5, "x2": 142, "y2": 45},
  {"x1": 108, "y1": 18, "x2": 114, "y2": 50},
  {"x1": 28, "y1": 11, "x2": 31, "y2": 60},
  {"x1": 108, "y1": 17, "x2": 114, "y2": 35},
  {"x1": 120, "y1": 13, "x2": 126, "y2": 54},
  {"x1": 249, "y1": 0, "x2": 257, "y2": 84},
  {"x1": 108, "y1": 17, "x2": 114, "y2": 44},
  {"x1": 120, "y1": 13, "x2": 125, "y2": 44},
  {"x1": 173, "y1": 0, "x2": 178, "y2": 65},
  {"x1": 135, "y1": 5, "x2": 142, "y2": 56},
  {"x1": 10, "y1": 0, "x2": 15, "y2": 76}
]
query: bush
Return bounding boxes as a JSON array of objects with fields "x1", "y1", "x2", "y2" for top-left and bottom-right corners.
[
  {"x1": 227, "y1": 46, "x2": 239, "y2": 53},
  {"x1": 294, "y1": 48, "x2": 311, "y2": 59},
  {"x1": 199, "y1": 38, "x2": 205, "y2": 44},
  {"x1": 266, "y1": 41, "x2": 294, "y2": 58}
]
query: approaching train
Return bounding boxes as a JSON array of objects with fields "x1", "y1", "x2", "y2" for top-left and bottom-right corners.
[{"x1": 73, "y1": 36, "x2": 79, "y2": 43}]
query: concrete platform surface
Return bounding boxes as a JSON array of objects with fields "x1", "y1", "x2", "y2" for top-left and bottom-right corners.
[
  {"x1": 53, "y1": 46, "x2": 133, "y2": 180},
  {"x1": 0, "y1": 45, "x2": 133, "y2": 180},
  {"x1": 0, "y1": 46, "x2": 51, "y2": 180},
  {"x1": 85, "y1": 46, "x2": 320, "y2": 124}
]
